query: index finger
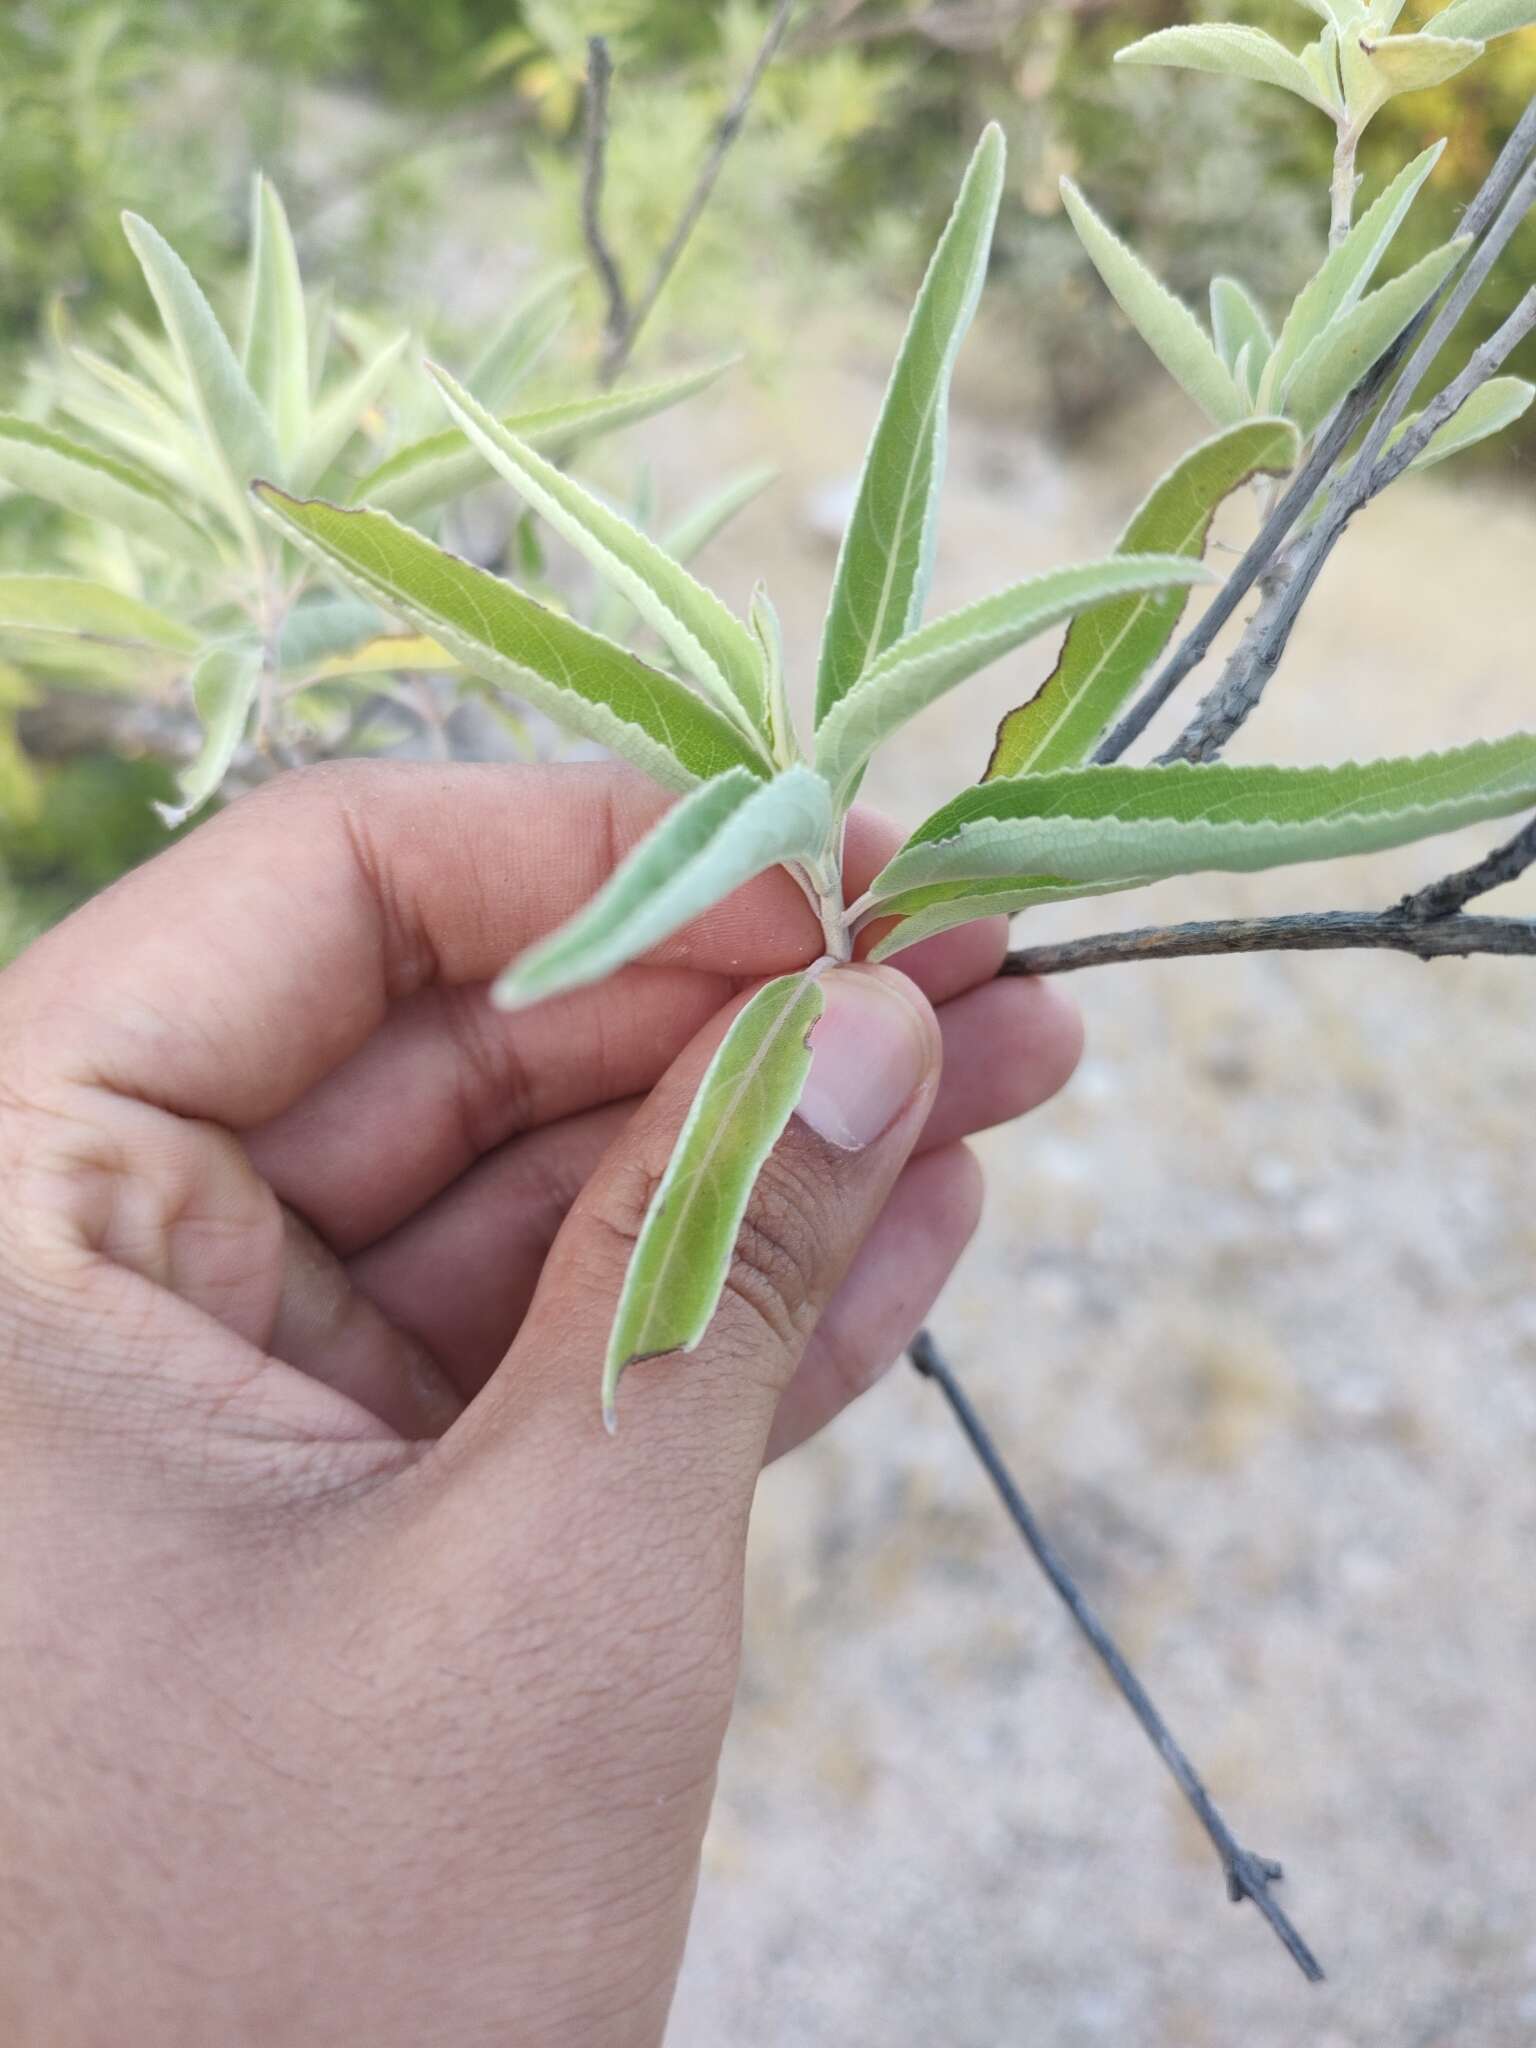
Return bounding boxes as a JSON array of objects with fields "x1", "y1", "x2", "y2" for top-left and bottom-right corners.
[{"x1": 0, "y1": 760, "x2": 829, "y2": 1129}]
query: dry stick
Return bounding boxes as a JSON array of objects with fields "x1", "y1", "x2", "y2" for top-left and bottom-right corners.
[
  {"x1": 1096, "y1": 95, "x2": 1536, "y2": 767},
  {"x1": 587, "y1": 0, "x2": 799, "y2": 387},
  {"x1": 1401, "y1": 811, "x2": 1536, "y2": 921},
  {"x1": 1001, "y1": 908, "x2": 1536, "y2": 975},
  {"x1": 908, "y1": 1330, "x2": 1325, "y2": 1983}
]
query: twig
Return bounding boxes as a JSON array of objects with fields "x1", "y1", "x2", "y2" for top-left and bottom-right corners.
[
  {"x1": 580, "y1": 38, "x2": 631, "y2": 378},
  {"x1": 1001, "y1": 908, "x2": 1536, "y2": 975},
  {"x1": 1400, "y1": 811, "x2": 1536, "y2": 921},
  {"x1": 594, "y1": 0, "x2": 798, "y2": 385},
  {"x1": 1096, "y1": 94, "x2": 1536, "y2": 767},
  {"x1": 908, "y1": 1329, "x2": 1325, "y2": 1983}
]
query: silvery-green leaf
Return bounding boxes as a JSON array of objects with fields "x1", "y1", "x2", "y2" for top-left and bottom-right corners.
[
  {"x1": 1114, "y1": 25, "x2": 1333, "y2": 110},
  {"x1": 495, "y1": 766, "x2": 832, "y2": 1011},
  {"x1": 985, "y1": 420, "x2": 1299, "y2": 780},
  {"x1": 1059, "y1": 180, "x2": 1247, "y2": 428},
  {"x1": 0, "y1": 415, "x2": 215, "y2": 560},
  {"x1": 242, "y1": 176, "x2": 309, "y2": 466},
  {"x1": 121, "y1": 212, "x2": 279, "y2": 505},
  {"x1": 428, "y1": 362, "x2": 768, "y2": 740},
  {"x1": 1281, "y1": 237, "x2": 1467, "y2": 434},
  {"x1": 867, "y1": 875, "x2": 1146, "y2": 959},
  {"x1": 1394, "y1": 376, "x2": 1535, "y2": 471},
  {"x1": 1261, "y1": 141, "x2": 1445, "y2": 410},
  {"x1": 353, "y1": 360, "x2": 734, "y2": 522},
  {"x1": 1428, "y1": 0, "x2": 1535, "y2": 34},
  {"x1": 252, "y1": 486, "x2": 770, "y2": 793},
  {"x1": 296, "y1": 330, "x2": 411, "y2": 492},
  {"x1": 591, "y1": 467, "x2": 777, "y2": 645},
  {"x1": 0, "y1": 574, "x2": 198, "y2": 655},
  {"x1": 277, "y1": 595, "x2": 389, "y2": 673},
  {"x1": 1292, "y1": 0, "x2": 1367, "y2": 28},
  {"x1": 1300, "y1": 26, "x2": 1346, "y2": 112},
  {"x1": 466, "y1": 266, "x2": 581, "y2": 410},
  {"x1": 750, "y1": 584, "x2": 798, "y2": 769},
  {"x1": 1209, "y1": 278, "x2": 1274, "y2": 384},
  {"x1": 869, "y1": 738, "x2": 1536, "y2": 900},
  {"x1": 604, "y1": 967, "x2": 825, "y2": 1427},
  {"x1": 54, "y1": 360, "x2": 212, "y2": 503},
  {"x1": 108, "y1": 313, "x2": 184, "y2": 404},
  {"x1": 815, "y1": 124, "x2": 1005, "y2": 724},
  {"x1": 1350, "y1": 30, "x2": 1484, "y2": 110},
  {"x1": 815, "y1": 554, "x2": 1208, "y2": 808},
  {"x1": 155, "y1": 641, "x2": 263, "y2": 827}
]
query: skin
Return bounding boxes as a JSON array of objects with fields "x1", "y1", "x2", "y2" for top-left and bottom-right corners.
[{"x1": 0, "y1": 760, "x2": 1081, "y2": 2046}]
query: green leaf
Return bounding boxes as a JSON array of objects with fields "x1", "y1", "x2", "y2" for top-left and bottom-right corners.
[
  {"x1": 589, "y1": 467, "x2": 778, "y2": 644},
  {"x1": 121, "y1": 212, "x2": 279, "y2": 505},
  {"x1": 0, "y1": 415, "x2": 215, "y2": 560},
  {"x1": 985, "y1": 420, "x2": 1300, "y2": 780},
  {"x1": 867, "y1": 875, "x2": 1143, "y2": 959},
  {"x1": 1209, "y1": 278, "x2": 1274, "y2": 386},
  {"x1": 242, "y1": 176, "x2": 310, "y2": 466},
  {"x1": 814, "y1": 554, "x2": 1210, "y2": 808},
  {"x1": 297, "y1": 330, "x2": 411, "y2": 492},
  {"x1": 0, "y1": 574, "x2": 198, "y2": 655},
  {"x1": 155, "y1": 642, "x2": 263, "y2": 828},
  {"x1": 1428, "y1": 0, "x2": 1535, "y2": 34},
  {"x1": 1261, "y1": 142, "x2": 1445, "y2": 410},
  {"x1": 603, "y1": 967, "x2": 825, "y2": 1428},
  {"x1": 750, "y1": 585, "x2": 798, "y2": 770},
  {"x1": 353, "y1": 360, "x2": 734, "y2": 523},
  {"x1": 869, "y1": 738, "x2": 1536, "y2": 901},
  {"x1": 466, "y1": 266, "x2": 581, "y2": 410},
  {"x1": 1393, "y1": 376, "x2": 1535, "y2": 471},
  {"x1": 494, "y1": 766, "x2": 832, "y2": 1011},
  {"x1": 1300, "y1": 26, "x2": 1347, "y2": 112},
  {"x1": 428, "y1": 362, "x2": 769, "y2": 741},
  {"x1": 1351, "y1": 30, "x2": 1484, "y2": 109},
  {"x1": 1114, "y1": 25, "x2": 1333, "y2": 110},
  {"x1": 814, "y1": 124, "x2": 1006, "y2": 725},
  {"x1": 252, "y1": 487, "x2": 770, "y2": 793},
  {"x1": 1059, "y1": 180, "x2": 1248, "y2": 428},
  {"x1": 1281, "y1": 237, "x2": 1467, "y2": 434}
]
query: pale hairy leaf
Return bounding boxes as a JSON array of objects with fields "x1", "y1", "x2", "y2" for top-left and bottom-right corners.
[
  {"x1": 306, "y1": 633, "x2": 460, "y2": 681},
  {"x1": 590, "y1": 467, "x2": 778, "y2": 643},
  {"x1": 604, "y1": 968, "x2": 825, "y2": 1427},
  {"x1": 429, "y1": 363, "x2": 768, "y2": 739},
  {"x1": 1300, "y1": 27, "x2": 1347, "y2": 112},
  {"x1": 252, "y1": 487, "x2": 771, "y2": 793},
  {"x1": 869, "y1": 739, "x2": 1536, "y2": 900},
  {"x1": 750, "y1": 585, "x2": 798, "y2": 770},
  {"x1": 1059, "y1": 180, "x2": 1248, "y2": 428},
  {"x1": 155, "y1": 641, "x2": 263, "y2": 827},
  {"x1": 1350, "y1": 30, "x2": 1484, "y2": 109},
  {"x1": 814, "y1": 124, "x2": 1005, "y2": 724},
  {"x1": 1209, "y1": 278, "x2": 1274, "y2": 382},
  {"x1": 466, "y1": 266, "x2": 582, "y2": 410},
  {"x1": 0, "y1": 415, "x2": 215, "y2": 560},
  {"x1": 494, "y1": 766, "x2": 832, "y2": 1011},
  {"x1": 816, "y1": 554, "x2": 1209, "y2": 807},
  {"x1": 297, "y1": 331, "x2": 411, "y2": 493},
  {"x1": 121, "y1": 213, "x2": 279, "y2": 503},
  {"x1": 1393, "y1": 376, "x2": 1535, "y2": 471},
  {"x1": 986, "y1": 420, "x2": 1300, "y2": 780},
  {"x1": 1428, "y1": 0, "x2": 1536, "y2": 34},
  {"x1": 1261, "y1": 141, "x2": 1444, "y2": 407},
  {"x1": 1114, "y1": 25, "x2": 1333, "y2": 109},
  {"x1": 1281, "y1": 238, "x2": 1467, "y2": 433},
  {"x1": 353, "y1": 360, "x2": 734, "y2": 522},
  {"x1": 243, "y1": 176, "x2": 310, "y2": 465},
  {"x1": 0, "y1": 574, "x2": 198, "y2": 654},
  {"x1": 867, "y1": 875, "x2": 1146, "y2": 959}
]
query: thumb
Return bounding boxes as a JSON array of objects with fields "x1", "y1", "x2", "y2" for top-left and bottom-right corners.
[{"x1": 479, "y1": 963, "x2": 942, "y2": 1494}]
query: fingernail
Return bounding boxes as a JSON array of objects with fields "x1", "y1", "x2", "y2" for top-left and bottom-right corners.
[{"x1": 797, "y1": 967, "x2": 934, "y2": 1152}]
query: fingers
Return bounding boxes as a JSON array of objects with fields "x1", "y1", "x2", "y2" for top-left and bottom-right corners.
[
  {"x1": 764, "y1": 1142, "x2": 984, "y2": 1462},
  {"x1": 449, "y1": 965, "x2": 943, "y2": 1520}
]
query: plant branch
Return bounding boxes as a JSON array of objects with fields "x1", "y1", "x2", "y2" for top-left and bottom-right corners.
[
  {"x1": 1096, "y1": 93, "x2": 1536, "y2": 767},
  {"x1": 581, "y1": 37, "x2": 631, "y2": 380},
  {"x1": 595, "y1": 0, "x2": 798, "y2": 385},
  {"x1": 1001, "y1": 908, "x2": 1536, "y2": 975},
  {"x1": 1399, "y1": 811, "x2": 1536, "y2": 920},
  {"x1": 907, "y1": 1329, "x2": 1325, "y2": 1983}
]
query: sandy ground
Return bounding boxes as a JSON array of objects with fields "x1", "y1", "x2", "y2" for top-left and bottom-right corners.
[{"x1": 590, "y1": 341, "x2": 1536, "y2": 2045}]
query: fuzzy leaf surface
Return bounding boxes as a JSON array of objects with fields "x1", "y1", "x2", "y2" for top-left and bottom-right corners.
[
  {"x1": 495, "y1": 767, "x2": 832, "y2": 1011},
  {"x1": 1281, "y1": 238, "x2": 1467, "y2": 434},
  {"x1": 298, "y1": 331, "x2": 411, "y2": 493},
  {"x1": 155, "y1": 641, "x2": 262, "y2": 827},
  {"x1": 815, "y1": 554, "x2": 1208, "y2": 806},
  {"x1": 871, "y1": 739, "x2": 1536, "y2": 898},
  {"x1": 1428, "y1": 0, "x2": 1535, "y2": 33},
  {"x1": 253, "y1": 487, "x2": 768, "y2": 792},
  {"x1": 1114, "y1": 25, "x2": 1331, "y2": 108},
  {"x1": 1355, "y1": 30, "x2": 1483, "y2": 103},
  {"x1": 868, "y1": 875, "x2": 1145, "y2": 958},
  {"x1": 814, "y1": 124, "x2": 1005, "y2": 724},
  {"x1": 0, "y1": 575, "x2": 198, "y2": 655},
  {"x1": 604, "y1": 969, "x2": 825, "y2": 1426},
  {"x1": 0, "y1": 416, "x2": 215, "y2": 560},
  {"x1": 1398, "y1": 376, "x2": 1535, "y2": 470},
  {"x1": 243, "y1": 177, "x2": 309, "y2": 465},
  {"x1": 1209, "y1": 278, "x2": 1274, "y2": 387},
  {"x1": 1060, "y1": 180, "x2": 1247, "y2": 427},
  {"x1": 466, "y1": 267, "x2": 581, "y2": 410},
  {"x1": 430, "y1": 363, "x2": 768, "y2": 738},
  {"x1": 986, "y1": 420, "x2": 1299, "y2": 781}
]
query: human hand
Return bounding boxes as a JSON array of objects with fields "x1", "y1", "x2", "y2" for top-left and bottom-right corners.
[{"x1": 0, "y1": 761, "x2": 1079, "y2": 2045}]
